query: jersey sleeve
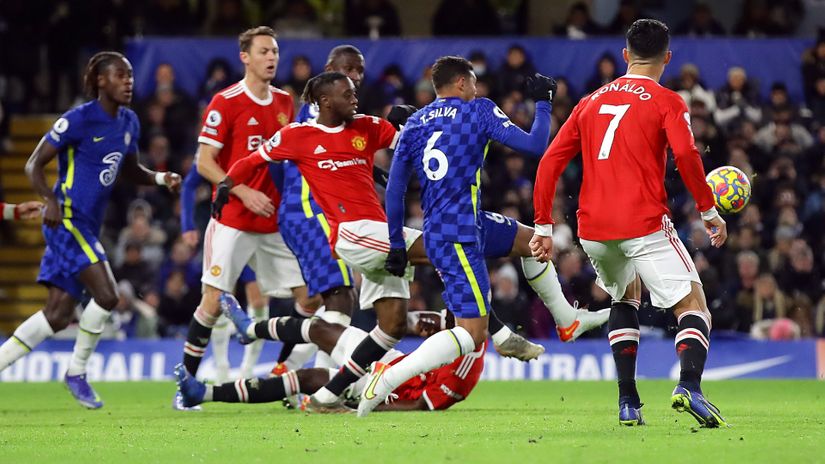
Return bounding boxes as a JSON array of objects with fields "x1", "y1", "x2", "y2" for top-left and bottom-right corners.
[
  {"x1": 258, "y1": 124, "x2": 302, "y2": 162},
  {"x1": 386, "y1": 127, "x2": 416, "y2": 249},
  {"x1": 369, "y1": 116, "x2": 399, "y2": 150},
  {"x1": 198, "y1": 95, "x2": 231, "y2": 149},
  {"x1": 420, "y1": 349, "x2": 485, "y2": 411},
  {"x1": 475, "y1": 98, "x2": 551, "y2": 157},
  {"x1": 180, "y1": 168, "x2": 204, "y2": 232},
  {"x1": 533, "y1": 101, "x2": 583, "y2": 228},
  {"x1": 662, "y1": 94, "x2": 715, "y2": 213},
  {"x1": 45, "y1": 109, "x2": 84, "y2": 151}
]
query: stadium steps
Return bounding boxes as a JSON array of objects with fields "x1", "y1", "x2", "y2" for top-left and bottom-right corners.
[{"x1": 1, "y1": 115, "x2": 58, "y2": 333}]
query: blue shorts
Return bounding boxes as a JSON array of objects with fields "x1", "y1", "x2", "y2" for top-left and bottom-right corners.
[
  {"x1": 37, "y1": 221, "x2": 107, "y2": 301},
  {"x1": 426, "y1": 238, "x2": 491, "y2": 319},
  {"x1": 480, "y1": 210, "x2": 519, "y2": 259},
  {"x1": 280, "y1": 211, "x2": 353, "y2": 296},
  {"x1": 238, "y1": 266, "x2": 256, "y2": 284}
]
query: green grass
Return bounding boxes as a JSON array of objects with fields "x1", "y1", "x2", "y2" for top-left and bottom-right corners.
[{"x1": 1, "y1": 381, "x2": 823, "y2": 463}]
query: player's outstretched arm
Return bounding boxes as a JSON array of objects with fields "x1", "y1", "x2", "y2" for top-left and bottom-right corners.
[
  {"x1": 121, "y1": 153, "x2": 181, "y2": 192},
  {"x1": 491, "y1": 74, "x2": 556, "y2": 157},
  {"x1": 25, "y1": 138, "x2": 62, "y2": 228},
  {"x1": 1, "y1": 201, "x2": 43, "y2": 222},
  {"x1": 384, "y1": 138, "x2": 415, "y2": 277}
]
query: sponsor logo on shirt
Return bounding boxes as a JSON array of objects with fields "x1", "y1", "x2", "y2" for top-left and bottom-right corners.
[
  {"x1": 351, "y1": 135, "x2": 367, "y2": 151},
  {"x1": 317, "y1": 158, "x2": 367, "y2": 171},
  {"x1": 99, "y1": 152, "x2": 123, "y2": 186},
  {"x1": 247, "y1": 135, "x2": 263, "y2": 151}
]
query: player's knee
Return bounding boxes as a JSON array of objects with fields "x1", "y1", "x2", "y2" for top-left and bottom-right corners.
[
  {"x1": 297, "y1": 293, "x2": 323, "y2": 313},
  {"x1": 94, "y1": 291, "x2": 119, "y2": 311},
  {"x1": 465, "y1": 326, "x2": 488, "y2": 347},
  {"x1": 200, "y1": 286, "x2": 223, "y2": 316},
  {"x1": 378, "y1": 314, "x2": 407, "y2": 339}
]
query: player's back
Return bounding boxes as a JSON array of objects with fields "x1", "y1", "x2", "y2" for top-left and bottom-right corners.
[
  {"x1": 401, "y1": 97, "x2": 499, "y2": 243},
  {"x1": 198, "y1": 81, "x2": 294, "y2": 233},
  {"x1": 570, "y1": 74, "x2": 689, "y2": 240}
]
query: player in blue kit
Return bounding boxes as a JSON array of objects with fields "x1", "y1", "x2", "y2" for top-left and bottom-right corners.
[
  {"x1": 0, "y1": 52, "x2": 181, "y2": 408},
  {"x1": 359, "y1": 56, "x2": 570, "y2": 416}
]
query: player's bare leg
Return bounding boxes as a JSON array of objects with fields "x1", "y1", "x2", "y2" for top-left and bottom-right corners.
[
  {"x1": 63, "y1": 261, "x2": 122, "y2": 408},
  {"x1": 512, "y1": 223, "x2": 609, "y2": 341},
  {"x1": 670, "y1": 282, "x2": 727, "y2": 427}
]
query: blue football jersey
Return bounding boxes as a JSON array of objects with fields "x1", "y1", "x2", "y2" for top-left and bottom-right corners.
[
  {"x1": 45, "y1": 100, "x2": 140, "y2": 231},
  {"x1": 392, "y1": 97, "x2": 519, "y2": 243},
  {"x1": 279, "y1": 102, "x2": 323, "y2": 218}
]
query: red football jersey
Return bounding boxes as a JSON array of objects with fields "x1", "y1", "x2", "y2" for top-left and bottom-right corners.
[
  {"x1": 198, "y1": 81, "x2": 294, "y2": 233},
  {"x1": 391, "y1": 342, "x2": 486, "y2": 410},
  {"x1": 256, "y1": 115, "x2": 397, "y2": 247},
  {"x1": 534, "y1": 74, "x2": 715, "y2": 241}
]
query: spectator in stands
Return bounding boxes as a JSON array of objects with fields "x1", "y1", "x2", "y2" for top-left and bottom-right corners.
[
  {"x1": 115, "y1": 202, "x2": 167, "y2": 270},
  {"x1": 605, "y1": 0, "x2": 643, "y2": 36},
  {"x1": 114, "y1": 242, "x2": 157, "y2": 303},
  {"x1": 497, "y1": 44, "x2": 536, "y2": 97},
  {"x1": 413, "y1": 67, "x2": 436, "y2": 108},
  {"x1": 270, "y1": 0, "x2": 323, "y2": 38},
  {"x1": 553, "y1": 1, "x2": 602, "y2": 39},
  {"x1": 157, "y1": 270, "x2": 199, "y2": 338},
  {"x1": 672, "y1": 63, "x2": 716, "y2": 113},
  {"x1": 729, "y1": 251, "x2": 761, "y2": 331},
  {"x1": 204, "y1": 0, "x2": 251, "y2": 36},
  {"x1": 146, "y1": 133, "x2": 172, "y2": 173},
  {"x1": 432, "y1": 0, "x2": 501, "y2": 36},
  {"x1": 110, "y1": 281, "x2": 158, "y2": 339},
  {"x1": 360, "y1": 64, "x2": 411, "y2": 115},
  {"x1": 490, "y1": 262, "x2": 530, "y2": 334},
  {"x1": 138, "y1": 63, "x2": 198, "y2": 154},
  {"x1": 675, "y1": 3, "x2": 726, "y2": 37},
  {"x1": 801, "y1": 30, "x2": 825, "y2": 102},
  {"x1": 754, "y1": 108, "x2": 814, "y2": 154},
  {"x1": 283, "y1": 55, "x2": 313, "y2": 99},
  {"x1": 585, "y1": 53, "x2": 619, "y2": 93},
  {"x1": 714, "y1": 67, "x2": 762, "y2": 131},
  {"x1": 199, "y1": 58, "x2": 234, "y2": 109},
  {"x1": 143, "y1": 0, "x2": 202, "y2": 36},
  {"x1": 158, "y1": 238, "x2": 201, "y2": 293},
  {"x1": 806, "y1": 77, "x2": 825, "y2": 129},
  {"x1": 469, "y1": 50, "x2": 498, "y2": 100},
  {"x1": 346, "y1": 0, "x2": 401, "y2": 38}
]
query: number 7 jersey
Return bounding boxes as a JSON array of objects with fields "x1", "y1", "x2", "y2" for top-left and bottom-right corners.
[{"x1": 534, "y1": 74, "x2": 715, "y2": 241}]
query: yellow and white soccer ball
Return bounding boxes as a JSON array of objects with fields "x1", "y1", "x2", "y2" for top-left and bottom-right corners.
[{"x1": 705, "y1": 166, "x2": 752, "y2": 214}]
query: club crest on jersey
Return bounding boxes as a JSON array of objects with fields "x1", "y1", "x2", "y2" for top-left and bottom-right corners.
[
  {"x1": 247, "y1": 135, "x2": 263, "y2": 151},
  {"x1": 206, "y1": 110, "x2": 222, "y2": 127},
  {"x1": 210, "y1": 265, "x2": 222, "y2": 277},
  {"x1": 351, "y1": 135, "x2": 367, "y2": 151},
  {"x1": 124, "y1": 132, "x2": 131, "y2": 146},
  {"x1": 278, "y1": 113, "x2": 289, "y2": 126}
]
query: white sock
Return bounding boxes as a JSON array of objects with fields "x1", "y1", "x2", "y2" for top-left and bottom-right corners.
[
  {"x1": 240, "y1": 306, "x2": 267, "y2": 378},
  {"x1": 0, "y1": 311, "x2": 54, "y2": 372},
  {"x1": 313, "y1": 350, "x2": 335, "y2": 369},
  {"x1": 313, "y1": 386, "x2": 337, "y2": 403},
  {"x1": 203, "y1": 385, "x2": 214, "y2": 402},
  {"x1": 381, "y1": 327, "x2": 475, "y2": 391},
  {"x1": 319, "y1": 309, "x2": 351, "y2": 326},
  {"x1": 283, "y1": 370, "x2": 301, "y2": 396},
  {"x1": 67, "y1": 300, "x2": 110, "y2": 376},
  {"x1": 491, "y1": 325, "x2": 513, "y2": 346},
  {"x1": 522, "y1": 257, "x2": 576, "y2": 327},
  {"x1": 211, "y1": 315, "x2": 231, "y2": 383}
]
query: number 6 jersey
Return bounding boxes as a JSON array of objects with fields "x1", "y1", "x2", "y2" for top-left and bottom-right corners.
[{"x1": 533, "y1": 74, "x2": 715, "y2": 241}]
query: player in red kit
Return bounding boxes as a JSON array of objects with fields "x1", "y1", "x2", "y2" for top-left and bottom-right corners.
[
  {"x1": 174, "y1": 26, "x2": 320, "y2": 409},
  {"x1": 530, "y1": 19, "x2": 728, "y2": 428}
]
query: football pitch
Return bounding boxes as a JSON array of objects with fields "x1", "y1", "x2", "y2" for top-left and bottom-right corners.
[{"x1": 1, "y1": 380, "x2": 823, "y2": 463}]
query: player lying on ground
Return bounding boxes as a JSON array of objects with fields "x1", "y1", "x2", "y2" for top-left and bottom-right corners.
[
  {"x1": 174, "y1": 294, "x2": 484, "y2": 411},
  {"x1": 0, "y1": 201, "x2": 43, "y2": 221},
  {"x1": 213, "y1": 71, "x2": 606, "y2": 411}
]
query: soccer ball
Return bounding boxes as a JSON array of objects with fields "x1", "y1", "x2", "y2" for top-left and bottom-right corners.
[{"x1": 705, "y1": 166, "x2": 752, "y2": 214}]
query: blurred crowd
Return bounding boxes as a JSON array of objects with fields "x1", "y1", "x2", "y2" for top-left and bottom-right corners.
[{"x1": 0, "y1": 0, "x2": 823, "y2": 340}]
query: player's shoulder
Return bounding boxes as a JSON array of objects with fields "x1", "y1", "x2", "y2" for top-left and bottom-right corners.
[
  {"x1": 269, "y1": 85, "x2": 292, "y2": 98},
  {"x1": 214, "y1": 82, "x2": 244, "y2": 101},
  {"x1": 469, "y1": 97, "x2": 497, "y2": 111},
  {"x1": 352, "y1": 114, "x2": 386, "y2": 128},
  {"x1": 119, "y1": 106, "x2": 139, "y2": 124},
  {"x1": 49, "y1": 101, "x2": 93, "y2": 139}
]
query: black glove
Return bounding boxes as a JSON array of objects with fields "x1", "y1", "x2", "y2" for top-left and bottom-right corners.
[
  {"x1": 526, "y1": 73, "x2": 557, "y2": 103},
  {"x1": 373, "y1": 165, "x2": 389, "y2": 188},
  {"x1": 384, "y1": 247, "x2": 408, "y2": 277},
  {"x1": 387, "y1": 104, "x2": 417, "y2": 131},
  {"x1": 211, "y1": 179, "x2": 232, "y2": 219}
]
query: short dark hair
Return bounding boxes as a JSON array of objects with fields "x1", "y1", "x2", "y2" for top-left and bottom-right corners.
[
  {"x1": 238, "y1": 26, "x2": 277, "y2": 53},
  {"x1": 326, "y1": 45, "x2": 363, "y2": 66},
  {"x1": 431, "y1": 56, "x2": 474, "y2": 90},
  {"x1": 301, "y1": 71, "x2": 349, "y2": 104},
  {"x1": 626, "y1": 19, "x2": 670, "y2": 60},
  {"x1": 83, "y1": 51, "x2": 127, "y2": 98}
]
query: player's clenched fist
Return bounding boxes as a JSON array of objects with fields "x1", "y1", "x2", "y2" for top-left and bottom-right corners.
[
  {"x1": 387, "y1": 104, "x2": 417, "y2": 131},
  {"x1": 526, "y1": 73, "x2": 557, "y2": 103},
  {"x1": 212, "y1": 176, "x2": 234, "y2": 219},
  {"x1": 384, "y1": 247, "x2": 408, "y2": 277}
]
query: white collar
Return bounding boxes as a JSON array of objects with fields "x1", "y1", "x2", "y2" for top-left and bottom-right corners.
[
  {"x1": 240, "y1": 80, "x2": 273, "y2": 106},
  {"x1": 622, "y1": 73, "x2": 657, "y2": 82},
  {"x1": 308, "y1": 120, "x2": 345, "y2": 133}
]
